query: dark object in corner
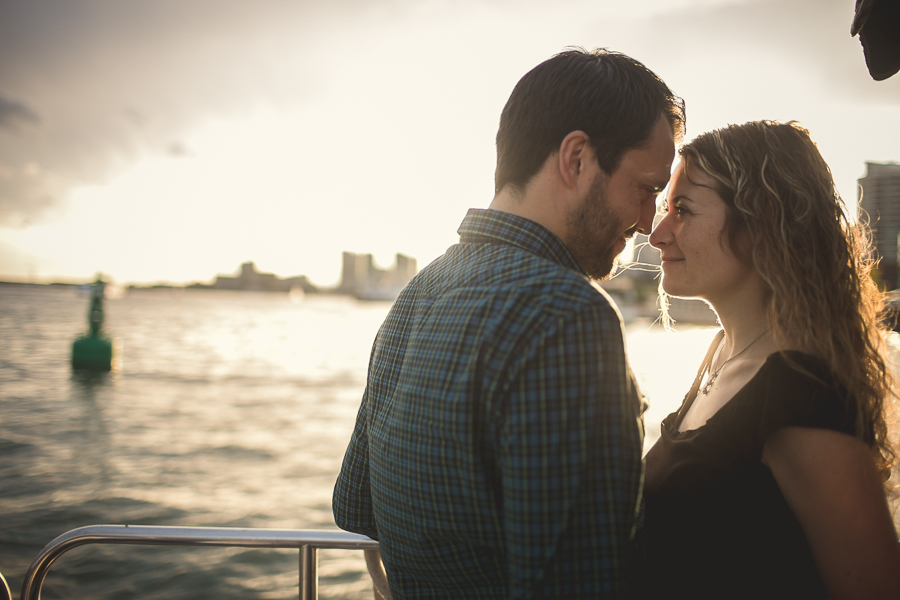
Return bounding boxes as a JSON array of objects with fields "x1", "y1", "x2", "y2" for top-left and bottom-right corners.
[{"x1": 851, "y1": 0, "x2": 900, "y2": 80}]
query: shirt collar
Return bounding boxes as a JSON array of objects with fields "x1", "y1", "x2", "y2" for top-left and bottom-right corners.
[{"x1": 457, "y1": 208, "x2": 587, "y2": 276}]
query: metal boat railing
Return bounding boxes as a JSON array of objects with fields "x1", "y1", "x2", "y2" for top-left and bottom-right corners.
[
  {"x1": 0, "y1": 572, "x2": 10, "y2": 600},
  {"x1": 13, "y1": 524, "x2": 379, "y2": 600}
]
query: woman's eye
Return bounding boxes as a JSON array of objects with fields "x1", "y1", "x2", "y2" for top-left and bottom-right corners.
[{"x1": 662, "y1": 199, "x2": 688, "y2": 216}]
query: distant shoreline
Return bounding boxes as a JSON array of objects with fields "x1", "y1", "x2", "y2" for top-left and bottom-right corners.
[{"x1": 0, "y1": 279, "x2": 81, "y2": 288}]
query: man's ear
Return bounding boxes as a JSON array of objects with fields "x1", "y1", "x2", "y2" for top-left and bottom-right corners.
[{"x1": 557, "y1": 130, "x2": 593, "y2": 189}]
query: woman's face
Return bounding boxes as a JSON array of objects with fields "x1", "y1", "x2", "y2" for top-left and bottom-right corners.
[{"x1": 649, "y1": 162, "x2": 757, "y2": 304}]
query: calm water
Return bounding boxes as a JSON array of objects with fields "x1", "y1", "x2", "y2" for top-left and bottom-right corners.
[{"x1": 0, "y1": 285, "x2": 892, "y2": 598}]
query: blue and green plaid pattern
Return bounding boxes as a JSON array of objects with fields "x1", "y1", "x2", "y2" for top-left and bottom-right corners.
[{"x1": 334, "y1": 209, "x2": 645, "y2": 599}]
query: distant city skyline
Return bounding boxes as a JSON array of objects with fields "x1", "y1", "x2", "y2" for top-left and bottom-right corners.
[
  {"x1": 117, "y1": 251, "x2": 419, "y2": 293},
  {"x1": 0, "y1": 250, "x2": 416, "y2": 290},
  {"x1": 175, "y1": 252, "x2": 419, "y2": 301},
  {"x1": 1, "y1": 0, "x2": 897, "y2": 286}
]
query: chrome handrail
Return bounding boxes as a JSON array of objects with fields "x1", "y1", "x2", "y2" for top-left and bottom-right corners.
[
  {"x1": 0, "y1": 571, "x2": 11, "y2": 600},
  {"x1": 20, "y1": 525, "x2": 379, "y2": 600}
]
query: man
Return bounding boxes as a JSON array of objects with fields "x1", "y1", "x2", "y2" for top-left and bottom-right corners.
[{"x1": 334, "y1": 48, "x2": 684, "y2": 598}]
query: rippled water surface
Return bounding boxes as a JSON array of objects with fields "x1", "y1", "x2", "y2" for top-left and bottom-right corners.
[{"x1": 1, "y1": 286, "x2": 397, "y2": 599}]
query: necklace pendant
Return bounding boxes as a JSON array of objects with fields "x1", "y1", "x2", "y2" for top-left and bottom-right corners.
[
  {"x1": 699, "y1": 372, "x2": 718, "y2": 395},
  {"x1": 697, "y1": 325, "x2": 771, "y2": 397}
]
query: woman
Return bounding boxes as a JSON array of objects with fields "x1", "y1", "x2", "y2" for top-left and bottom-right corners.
[{"x1": 642, "y1": 120, "x2": 900, "y2": 599}]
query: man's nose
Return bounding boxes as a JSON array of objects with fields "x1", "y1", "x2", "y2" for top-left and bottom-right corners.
[
  {"x1": 636, "y1": 197, "x2": 656, "y2": 235},
  {"x1": 649, "y1": 215, "x2": 669, "y2": 248}
]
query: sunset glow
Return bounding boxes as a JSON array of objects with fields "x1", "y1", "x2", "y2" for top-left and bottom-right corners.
[{"x1": 1, "y1": 0, "x2": 897, "y2": 287}]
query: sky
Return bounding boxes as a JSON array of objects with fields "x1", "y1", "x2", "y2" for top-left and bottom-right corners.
[{"x1": 0, "y1": 0, "x2": 898, "y2": 288}]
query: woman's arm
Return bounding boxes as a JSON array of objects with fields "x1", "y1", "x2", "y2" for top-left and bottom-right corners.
[{"x1": 763, "y1": 427, "x2": 900, "y2": 600}]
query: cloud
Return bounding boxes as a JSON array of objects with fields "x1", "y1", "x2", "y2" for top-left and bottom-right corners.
[
  {"x1": 642, "y1": 0, "x2": 899, "y2": 104},
  {"x1": 0, "y1": 94, "x2": 39, "y2": 130},
  {"x1": 0, "y1": 0, "x2": 372, "y2": 226},
  {"x1": 0, "y1": 163, "x2": 56, "y2": 227}
]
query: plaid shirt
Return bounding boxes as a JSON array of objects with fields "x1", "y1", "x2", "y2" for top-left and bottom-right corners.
[{"x1": 334, "y1": 209, "x2": 645, "y2": 599}]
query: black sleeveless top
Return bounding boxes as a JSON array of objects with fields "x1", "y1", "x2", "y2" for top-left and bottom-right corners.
[{"x1": 638, "y1": 346, "x2": 858, "y2": 599}]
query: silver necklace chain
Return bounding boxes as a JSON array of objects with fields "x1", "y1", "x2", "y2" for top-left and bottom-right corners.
[{"x1": 699, "y1": 326, "x2": 771, "y2": 395}]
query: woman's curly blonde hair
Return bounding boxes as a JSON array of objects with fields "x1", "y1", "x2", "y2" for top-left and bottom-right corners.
[{"x1": 665, "y1": 120, "x2": 897, "y2": 484}]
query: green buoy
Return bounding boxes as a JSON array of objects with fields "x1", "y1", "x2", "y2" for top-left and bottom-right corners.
[{"x1": 71, "y1": 274, "x2": 115, "y2": 371}]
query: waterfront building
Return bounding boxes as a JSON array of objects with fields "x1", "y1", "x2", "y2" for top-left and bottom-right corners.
[
  {"x1": 194, "y1": 262, "x2": 316, "y2": 293},
  {"x1": 338, "y1": 251, "x2": 417, "y2": 300},
  {"x1": 859, "y1": 162, "x2": 900, "y2": 290}
]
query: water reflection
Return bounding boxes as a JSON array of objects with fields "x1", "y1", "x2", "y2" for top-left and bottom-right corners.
[{"x1": 69, "y1": 370, "x2": 115, "y2": 486}]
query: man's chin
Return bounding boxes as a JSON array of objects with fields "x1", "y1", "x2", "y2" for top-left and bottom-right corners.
[{"x1": 585, "y1": 256, "x2": 619, "y2": 282}]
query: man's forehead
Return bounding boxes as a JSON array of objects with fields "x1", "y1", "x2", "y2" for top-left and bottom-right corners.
[{"x1": 626, "y1": 143, "x2": 675, "y2": 180}]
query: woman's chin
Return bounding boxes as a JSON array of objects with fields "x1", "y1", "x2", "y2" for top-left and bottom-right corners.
[
  {"x1": 660, "y1": 281, "x2": 686, "y2": 298},
  {"x1": 662, "y1": 286, "x2": 699, "y2": 301}
]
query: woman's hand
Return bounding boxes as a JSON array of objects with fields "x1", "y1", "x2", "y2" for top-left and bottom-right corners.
[{"x1": 763, "y1": 427, "x2": 900, "y2": 600}]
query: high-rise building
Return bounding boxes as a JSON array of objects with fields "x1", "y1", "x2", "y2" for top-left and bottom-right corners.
[
  {"x1": 858, "y1": 162, "x2": 900, "y2": 289},
  {"x1": 338, "y1": 251, "x2": 418, "y2": 299},
  {"x1": 393, "y1": 253, "x2": 417, "y2": 287}
]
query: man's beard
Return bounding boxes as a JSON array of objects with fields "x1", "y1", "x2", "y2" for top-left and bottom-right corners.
[{"x1": 564, "y1": 174, "x2": 628, "y2": 281}]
